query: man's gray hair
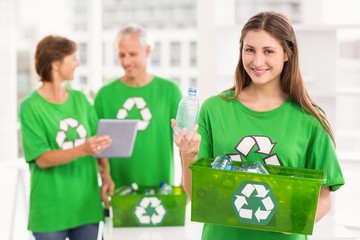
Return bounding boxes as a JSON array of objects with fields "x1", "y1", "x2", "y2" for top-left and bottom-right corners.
[{"x1": 115, "y1": 23, "x2": 148, "y2": 47}]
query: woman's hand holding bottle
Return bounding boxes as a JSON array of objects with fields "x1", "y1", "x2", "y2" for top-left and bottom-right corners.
[{"x1": 171, "y1": 119, "x2": 201, "y2": 157}]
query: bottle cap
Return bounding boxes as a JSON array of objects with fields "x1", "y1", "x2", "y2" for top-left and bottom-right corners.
[
  {"x1": 131, "y1": 182, "x2": 139, "y2": 191},
  {"x1": 188, "y1": 87, "x2": 197, "y2": 95},
  {"x1": 159, "y1": 181, "x2": 167, "y2": 187}
]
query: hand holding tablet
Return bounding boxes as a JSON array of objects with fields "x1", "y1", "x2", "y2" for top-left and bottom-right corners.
[{"x1": 93, "y1": 119, "x2": 138, "y2": 158}]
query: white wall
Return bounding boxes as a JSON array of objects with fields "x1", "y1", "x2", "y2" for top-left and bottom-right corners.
[
  {"x1": 0, "y1": 0, "x2": 18, "y2": 163},
  {"x1": 0, "y1": 1, "x2": 21, "y2": 237}
]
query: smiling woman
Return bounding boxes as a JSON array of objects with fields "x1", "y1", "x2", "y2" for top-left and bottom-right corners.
[
  {"x1": 173, "y1": 11, "x2": 344, "y2": 240},
  {"x1": 240, "y1": 30, "x2": 289, "y2": 111}
]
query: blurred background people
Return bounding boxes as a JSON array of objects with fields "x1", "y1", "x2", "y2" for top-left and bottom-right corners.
[
  {"x1": 19, "y1": 35, "x2": 113, "y2": 240},
  {"x1": 94, "y1": 24, "x2": 182, "y2": 188}
]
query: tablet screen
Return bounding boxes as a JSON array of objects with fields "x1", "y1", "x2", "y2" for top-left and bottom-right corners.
[{"x1": 94, "y1": 119, "x2": 138, "y2": 158}]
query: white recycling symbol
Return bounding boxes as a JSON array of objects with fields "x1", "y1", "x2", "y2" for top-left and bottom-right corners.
[
  {"x1": 228, "y1": 136, "x2": 281, "y2": 165},
  {"x1": 134, "y1": 197, "x2": 167, "y2": 225},
  {"x1": 117, "y1": 97, "x2": 152, "y2": 131},
  {"x1": 232, "y1": 181, "x2": 277, "y2": 225},
  {"x1": 55, "y1": 118, "x2": 87, "y2": 150}
]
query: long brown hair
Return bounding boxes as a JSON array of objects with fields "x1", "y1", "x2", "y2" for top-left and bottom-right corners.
[
  {"x1": 230, "y1": 11, "x2": 335, "y2": 144},
  {"x1": 35, "y1": 35, "x2": 76, "y2": 82}
]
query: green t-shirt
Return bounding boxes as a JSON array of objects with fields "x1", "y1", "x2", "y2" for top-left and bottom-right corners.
[
  {"x1": 94, "y1": 76, "x2": 182, "y2": 187},
  {"x1": 197, "y1": 91, "x2": 345, "y2": 240},
  {"x1": 19, "y1": 89, "x2": 103, "y2": 232}
]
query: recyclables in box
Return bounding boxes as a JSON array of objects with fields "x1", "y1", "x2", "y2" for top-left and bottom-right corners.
[
  {"x1": 111, "y1": 186, "x2": 187, "y2": 227},
  {"x1": 189, "y1": 158, "x2": 325, "y2": 234}
]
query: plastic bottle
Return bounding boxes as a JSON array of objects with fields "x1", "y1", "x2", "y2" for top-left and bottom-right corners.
[
  {"x1": 158, "y1": 182, "x2": 173, "y2": 195},
  {"x1": 211, "y1": 155, "x2": 234, "y2": 170},
  {"x1": 115, "y1": 182, "x2": 139, "y2": 195},
  {"x1": 237, "y1": 162, "x2": 269, "y2": 174},
  {"x1": 143, "y1": 188, "x2": 155, "y2": 195},
  {"x1": 248, "y1": 162, "x2": 269, "y2": 174},
  {"x1": 174, "y1": 87, "x2": 199, "y2": 135}
]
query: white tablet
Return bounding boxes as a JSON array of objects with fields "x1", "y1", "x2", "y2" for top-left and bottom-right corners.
[{"x1": 94, "y1": 119, "x2": 138, "y2": 158}]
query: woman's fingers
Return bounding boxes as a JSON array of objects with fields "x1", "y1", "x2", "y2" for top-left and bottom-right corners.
[
  {"x1": 175, "y1": 126, "x2": 200, "y2": 153},
  {"x1": 170, "y1": 118, "x2": 176, "y2": 128},
  {"x1": 88, "y1": 135, "x2": 112, "y2": 154},
  {"x1": 171, "y1": 119, "x2": 201, "y2": 154},
  {"x1": 98, "y1": 135, "x2": 112, "y2": 149},
  {"x1": 184, "y1": 124, "x2": 198, "y2": 140}
]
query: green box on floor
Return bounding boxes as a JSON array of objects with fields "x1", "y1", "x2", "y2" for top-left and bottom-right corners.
[
  {"x1": 111, "y1": 186, "x2": 187, "y2": 227},
  {"x1": 189, "y1": 158, "x2": 325, "y2": 235}
]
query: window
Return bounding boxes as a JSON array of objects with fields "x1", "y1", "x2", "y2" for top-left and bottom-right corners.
[
  {"x1": 17, "y1": 51, "x2": 32, "y2": 101},
  {"x1": 78, "y1": 42, "x2": 87, "y2": 65},
  {"x1": 102, "y1": 42, "x2": 106, "y2": 66},
  {"x1": 336, "y1": 29, "x2": 360, "y2": 153},
  {"x1": 113, "y1": 47, "x2": 119, "y2": 66},
  {"x1": 151, "y1": 41, "x2": 161, "y2": 66},
  {"x1": 171, "y1": 76, "x2": 181, "y2": 86},
  {"x1": 189, "y1": 77, "x2": 197, "y2": 88},
  {"x1": 189, "y1": 41, "x2": 197, "y2": 67},
  {"x1": 79, "y1": 76, "x2": 88, "y2": 85},
  {"x1": 182, "y1": 5, "x2": 196, "y2": 18},
  {"x1": 170, "y1": 41, "x2": 181, "y2": 66},
  {"x1": 235, "y1": 0, "x2": 302, "y2": 24}
]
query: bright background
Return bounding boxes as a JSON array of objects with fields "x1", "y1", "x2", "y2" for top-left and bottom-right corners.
[{"x1": 1, "y1": 0, "x2": 360, "y2": 239}]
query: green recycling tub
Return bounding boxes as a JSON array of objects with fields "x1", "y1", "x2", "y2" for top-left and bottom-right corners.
[
  {"x1": 189, "y1": 158, "x2": 325, "y2": 235},
  {"x1": 111, "y1": 186, "x2": 187, "y2": 227}
]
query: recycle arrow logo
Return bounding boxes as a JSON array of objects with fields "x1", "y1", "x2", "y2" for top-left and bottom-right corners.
[
  {"x1": 228, "y1": 136, "x2": 281, "y2": 165},
  {"x1": 55, "y1": 118, "x2": 87, "y2": 150},
  {"x1": 117, "y1": 97, "x2": 152, "y2": 131},
  {"x1": 133, "y1": 197, "x2": 167, "y2": 226},
  {"x1": 231, "y1": 181, "x2": 278, "y2": 225}
]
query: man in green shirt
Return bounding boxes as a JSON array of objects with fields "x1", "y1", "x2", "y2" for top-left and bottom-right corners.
[{"x1": 94, "y1": 24, "x2": 182, "y2": 188}]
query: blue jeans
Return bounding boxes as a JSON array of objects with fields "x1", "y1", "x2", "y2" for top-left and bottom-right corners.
[{"x1": 33, "y1": 223, "x2": 100, "y2": 240}]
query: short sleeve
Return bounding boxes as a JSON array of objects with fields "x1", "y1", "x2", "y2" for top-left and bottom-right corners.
[
  {"x1": 307, "y1": 122, "x2": 345, "y2": 191},
  {"x1": 94, "y1": 88, "x2": 105, "y2": 119},
  {"x1": 198, "y1": 99, "x2": 213, "y2": 159},
  {"x1": 19, "y1": 100, "x2": 51, "y2": 163}
]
